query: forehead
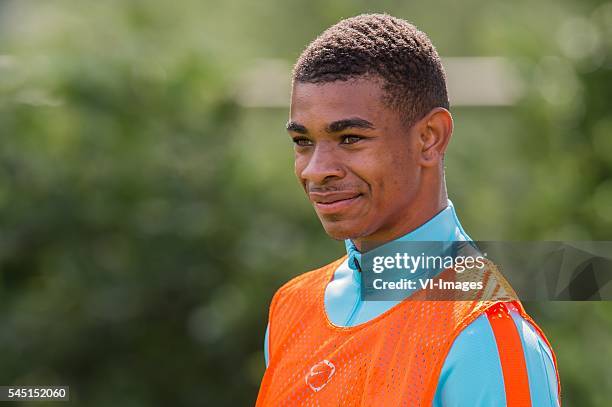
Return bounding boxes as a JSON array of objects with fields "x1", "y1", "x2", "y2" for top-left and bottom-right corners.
[{"x1": 290, "y1": 77, "x2": 396, "y2": 127}]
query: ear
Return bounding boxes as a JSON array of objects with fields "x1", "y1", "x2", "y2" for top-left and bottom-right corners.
[{"x1": 414, "y1": 107, "x2": 453, "y2": 167}]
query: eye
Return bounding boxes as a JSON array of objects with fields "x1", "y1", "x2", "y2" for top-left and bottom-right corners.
[
  {"x1": 292, "y1": 137, "x2": 313, "y2": 147},
  {"x1": 341, "y1": 135, "x2": 362, "y2": 144}
]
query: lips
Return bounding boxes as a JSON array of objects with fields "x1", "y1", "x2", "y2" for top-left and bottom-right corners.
[
  {"x1": 309, "y1": 191, "x2": 360, "y2": 203},
  {"x1": 308, "y1": 191, "x2": 362, "y2": 214}
]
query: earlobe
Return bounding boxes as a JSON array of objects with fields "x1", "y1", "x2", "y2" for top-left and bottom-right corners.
[{"x1": 422, "y1": 148, "x2": 436, "y2": 163}]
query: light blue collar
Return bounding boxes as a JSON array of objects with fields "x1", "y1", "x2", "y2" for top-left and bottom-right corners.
[{"x1": 344, "y1": 199, "x2": 469, "y2": 272}]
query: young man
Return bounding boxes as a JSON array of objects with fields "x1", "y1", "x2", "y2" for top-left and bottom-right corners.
[{"x1": 257, "y1": 14, "x2": 561, "y2": 406}]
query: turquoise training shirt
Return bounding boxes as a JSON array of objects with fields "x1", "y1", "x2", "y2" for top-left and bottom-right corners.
[{"x1": 264, "y1": 200, "x2": 560, "y2": 406}]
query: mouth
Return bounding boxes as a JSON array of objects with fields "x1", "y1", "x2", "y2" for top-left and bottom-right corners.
[{"x1": 309, "y1": 192, "x2": 363, "y2": 215}]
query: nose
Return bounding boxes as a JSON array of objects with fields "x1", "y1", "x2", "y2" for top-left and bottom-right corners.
[{"x1": 298, "y1": 142, "x2": 345, "y2": 186}]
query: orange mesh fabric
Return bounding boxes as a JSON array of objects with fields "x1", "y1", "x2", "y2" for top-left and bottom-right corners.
[{"x1": 256, "y1": 256, "x2": 560, "y2": 406}]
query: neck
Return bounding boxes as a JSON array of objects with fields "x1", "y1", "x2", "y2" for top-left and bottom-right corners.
[{"x1": 353, "y1": 175, "x2": 448, "y2": 252}]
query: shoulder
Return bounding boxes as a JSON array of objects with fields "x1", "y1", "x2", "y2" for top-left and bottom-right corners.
[
  {"x1": 266, "y1": 256, "x2": 346, "y2": 354},
  {"x1": 434, "y1": 304, "x2": 560, "y2": 406},
  {"x1": 270, "y1": 256, "x2": 346, "y2": 312}
]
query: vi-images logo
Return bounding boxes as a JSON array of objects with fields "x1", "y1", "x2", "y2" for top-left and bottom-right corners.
[{"x1": 305, "y1": 359, "x2": 336, "y2": 392}]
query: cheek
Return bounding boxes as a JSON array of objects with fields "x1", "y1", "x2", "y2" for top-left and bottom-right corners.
[
  {"x1": 371, "y1": 153, "x2": 418, "y2": 202},
  {"x1": 294, "y1": 154, "x2": 306, "y2": 177},
  {"x1": 358, "y1": 159, "x2": 394, "y2": 203}
]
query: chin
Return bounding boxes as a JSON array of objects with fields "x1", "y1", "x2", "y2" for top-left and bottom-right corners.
[{"x1": 320, "y1": 219, "x2": 365, "y2": 241}]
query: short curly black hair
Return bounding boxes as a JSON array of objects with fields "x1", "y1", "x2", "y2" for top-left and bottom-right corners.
[{"x1": 293, "y1": 13, "x2": 449, "y2": 128}]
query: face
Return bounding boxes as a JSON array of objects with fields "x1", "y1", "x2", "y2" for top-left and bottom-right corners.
[{"x1": 288, "y1": 76, "x2": 425, "y2": 242}]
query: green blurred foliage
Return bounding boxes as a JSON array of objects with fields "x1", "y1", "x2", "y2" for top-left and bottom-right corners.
[{"x1": 0, "y1": 0, "x2": 610, "y2": 406}]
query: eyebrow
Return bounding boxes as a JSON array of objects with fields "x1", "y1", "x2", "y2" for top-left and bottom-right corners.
[
  {"x1": 286, "y1": 117, "x2": 375, "y2": 134},
  {"x1": 286, "y1": 121, "x2": 307, "y2": 134}
]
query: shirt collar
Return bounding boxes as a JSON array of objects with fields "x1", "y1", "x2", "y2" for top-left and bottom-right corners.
[{"x1": 344, "y1": 199, "x2": 467, "y2": 272}]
